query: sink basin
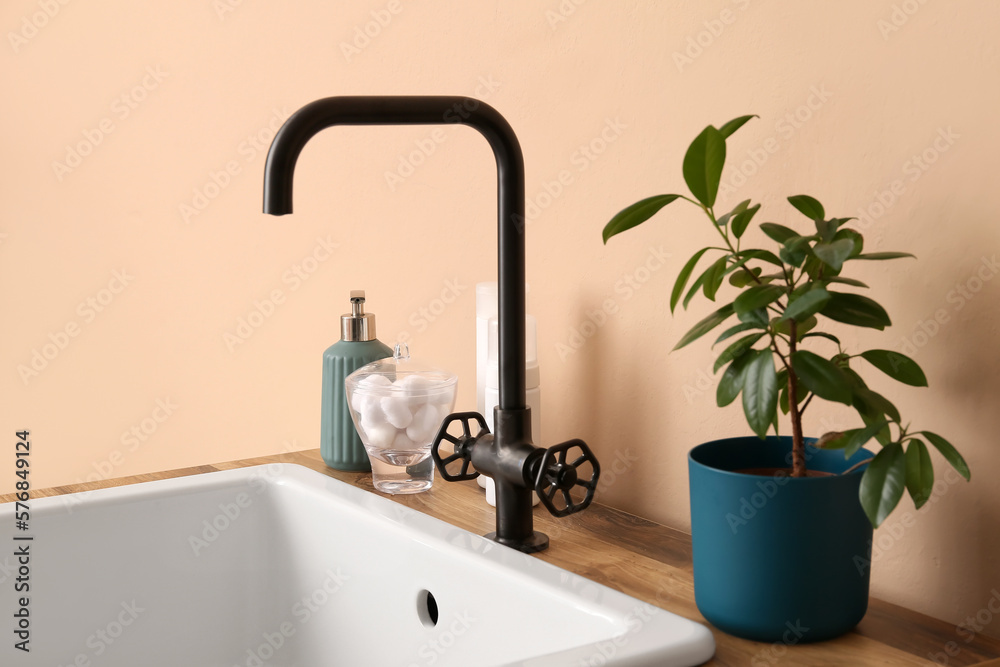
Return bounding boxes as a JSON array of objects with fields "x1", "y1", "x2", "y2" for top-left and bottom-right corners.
[{"x1": 0, "y1": 463, "x2": 714, "y2": 666}]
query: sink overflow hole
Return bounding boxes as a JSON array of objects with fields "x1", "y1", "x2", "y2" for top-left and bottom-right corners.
[{"x1": 417, "y1": 589, "x2": 438, "y2": 628}]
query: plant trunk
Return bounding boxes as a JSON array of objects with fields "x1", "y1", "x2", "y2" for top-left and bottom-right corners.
[{"x1": 787, "y1": 320, "x2": 806, "y2": 477}]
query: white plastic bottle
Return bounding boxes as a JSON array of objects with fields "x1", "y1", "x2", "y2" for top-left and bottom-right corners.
[{"x1": 481, "y1": 314, "x2": 541, "y2": 507}]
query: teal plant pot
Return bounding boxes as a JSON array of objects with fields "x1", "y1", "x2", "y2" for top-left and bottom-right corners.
[{"x1": 688, "y1": 436, "x2": 873, "y2": 643}]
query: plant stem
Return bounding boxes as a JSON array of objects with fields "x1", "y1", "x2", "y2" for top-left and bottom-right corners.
[{"x1": 786, "y1": 319, "x2": 807, "y2": 477}]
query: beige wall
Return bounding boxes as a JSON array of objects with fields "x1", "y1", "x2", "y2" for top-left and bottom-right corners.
[{"x1": 3, "y1": 0, "x2": 998, "y2": 635}]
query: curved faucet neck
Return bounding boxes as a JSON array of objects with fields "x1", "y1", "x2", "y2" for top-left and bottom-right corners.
[{"x1": 262, "y1": 96, "x2": 526, "y2": 409}]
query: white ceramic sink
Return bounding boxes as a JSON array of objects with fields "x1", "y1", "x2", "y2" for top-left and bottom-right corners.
[{"x1": 0, "y1": 463, "x2": 714, "y2": 666}]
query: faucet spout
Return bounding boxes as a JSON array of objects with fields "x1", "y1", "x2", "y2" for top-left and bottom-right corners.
[{"x1": 263, "y1": 96, "x2": 526, "y2": 409}]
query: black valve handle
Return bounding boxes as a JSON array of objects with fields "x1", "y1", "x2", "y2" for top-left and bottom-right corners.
[
  {"x1": 430, "y1": 411, "x2": 487, "y2": 482},
  {"x1": 534, "y1": 439, "x2": 600, "y2": 518}
]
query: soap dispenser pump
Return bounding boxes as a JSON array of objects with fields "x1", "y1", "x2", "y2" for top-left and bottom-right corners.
[{"x1": 320, "y1": 290, "x2": 393, "y2": 471}]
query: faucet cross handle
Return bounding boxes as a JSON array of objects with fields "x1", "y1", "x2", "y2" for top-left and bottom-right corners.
[
  {"x1": 430, "y1": 412, "x2": 487, "y2": 482},
  {"x1": 533, "y1": 439, "x2": 601, "y2": 518}
]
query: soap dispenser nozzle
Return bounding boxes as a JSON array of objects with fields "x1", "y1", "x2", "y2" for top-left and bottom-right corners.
[{"x1": 342, "y1": 290, "x2": 376, "y2": 342}]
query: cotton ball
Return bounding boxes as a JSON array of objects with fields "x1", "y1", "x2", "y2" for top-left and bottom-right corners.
[
  {"x1": 363, "y1": 374, "x2": 392, "y2": 387},
  {"x1": 360, "y1": 400, "x2": 388, "y2": 432},
  {"x1": 407, "y1": 404, "x2": 442, "y2": 445},
  {"x1": 427, "y1": 388, "x2": 454, "y2": 406},
  {"x1": 351, "y1": 394, "x2": 386, "y2": 430},
  {"x1": 381, "y1": 395, "x2": 413, "y2": 429},
  {"x1": 391, "y1": 430, "x2": 417, "y2": 451},
  {"x1": 365, "y1": 422, "x2": 396, "y2": 449},
  {"x1": 351, "y1": 390, "x2": 380, "y2": 415},
  {"x1": 397, "y1": 375, "x2": 431, "y2": 406}
]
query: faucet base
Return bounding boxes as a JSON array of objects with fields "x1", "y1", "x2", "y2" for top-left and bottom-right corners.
[{"x1": 485, "y1": 530, "x2": 549, "y2": 554}]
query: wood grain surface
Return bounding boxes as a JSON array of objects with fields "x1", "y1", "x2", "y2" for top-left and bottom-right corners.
[{"x1": 4, "y1": 449, "x2": 998, "y2": 666}]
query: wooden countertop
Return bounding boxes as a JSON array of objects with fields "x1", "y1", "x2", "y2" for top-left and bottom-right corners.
[{"x1": 8, "y1": 449, "x2": 1000, "y2": 666}]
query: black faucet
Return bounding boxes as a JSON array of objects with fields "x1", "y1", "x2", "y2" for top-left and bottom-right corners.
[{"x1": 262, "y1": 96, "x2": 599, "y2": 553}]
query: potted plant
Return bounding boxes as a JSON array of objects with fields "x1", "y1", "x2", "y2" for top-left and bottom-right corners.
[{"x1": 601, "y1": 116, "x2": 971, "y2": 642}]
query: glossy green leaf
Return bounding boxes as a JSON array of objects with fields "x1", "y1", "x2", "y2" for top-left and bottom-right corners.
[
  {"x1": 853, "y1": 385, "x2": 901, "y2": 423},
  {"x1": 854, "y1": 252, "x2": 917, "y2": 261},
  {"x1": 738, "y1": 307, "x2": 770, "y2": 328},
  {"x1": 717, "y1": 350, "x2": 754, "y2": 407},
  {"x1": 781, "y1": 287, "x2": 831, "y2": 322},
  {"x1": 714, "y1": 333, "x2": 765, "y2": 373},
  {"x1": 813, "y1": 238, "x2": 856, "y2": 272},
  {"x1": 922, "y1": 431, "x2": 970, "y2": 481},
  {"x1": 729, "y1": 266, "x2": 762, "y2": 288},
  {"x1": 844, "y1": 418, "x2": 891, "y2": 458},
  {"x1": 717, "y1": 114, "x2": 758, "y2": 139},
  {"x1": 824, "y1": 276, "x2": 869, "y2": 288},
  {"x1": 671, "y1": 248, "x2": 712, "y2": 313},
  {"x1": 716, "y1": 199, "x2": 750, "y2": 228},
  {"x1": 820, "y1": 292, "x2": 892, "y2": 330},
  {"x1": 715, "y1": 321, "x2": 760, "y2": 345},
  {"x1": 672, "y1": 303, "x2": 735, "y2": 351},
  {"x1": 702, "y1": 256, "x2": 728, "y2": 301},
  {"x1": 860, "y1": 442, "x2": 906, "y2": 527},
  {"x1": 905, "y1": 439, "x2": 934, "y2": 509},
  {"x1": 759, "y1": 223, "x2": 800, "y2": 244},
  {"x1": 788, "y1": 194, "x2": 825, "y2": 220},
  {"x1": 779, "y1": 236, "x2": 813, "y2": 267},
  {"x1": 742, "y1": 350, "x2": 778, "y2": 438},
  {"x1": 814, "y1": 218, "x2": 839, "y2": 242},
  {"x1": 683, "y1": 126, "x2": 726, "y2": 208},
  {"x1": 602, "y1": 195, "x2": 682, "y2": 244},
  {"x1": 682, "y1": 264, "x2": 711, "y2": 310},
  {"x1": 731, "y1": 203, "x2": 761, "y2": 239},
  {"x1": 790, "y1": 350, "x2": 853, "y2": 405},
  {"x1": 800, "y1": 331, "x2": 841, "y2": 345},
  {"x1": 737, "y1": 249, "x2": 784, "y2": 267},
  {"x1": 860, "y1": 349, "x2": 928, "y2": 387},
  {"x1": 734, "y1": 284, "x2": 785, "y2": 316},
  {"x1": 833, "y1": 228, "x2": 864, "y2": 257},
  {"x1": 816, "y1": 430, "x2": 849, "y2": 449}
]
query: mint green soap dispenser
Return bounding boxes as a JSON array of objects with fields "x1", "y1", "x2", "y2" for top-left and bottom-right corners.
[{"x1": 320, "y1": 290, "x2": 393, "y2": 471}]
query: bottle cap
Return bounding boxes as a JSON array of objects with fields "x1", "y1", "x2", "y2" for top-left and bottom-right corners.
[{"x1": 341, "y1": 290, "x2": 377, "y2": 342}]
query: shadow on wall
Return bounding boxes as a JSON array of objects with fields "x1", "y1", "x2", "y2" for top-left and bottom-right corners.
[
  {"x1": 571, "y1": 293, "x2": 651, "y2": 511},
  {"x1": 900, "y1": 223, "x2": 1000, "y2": 646},
  {"x1": 931, "y1": 227, "x2": 1000, "y2": 641}
]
